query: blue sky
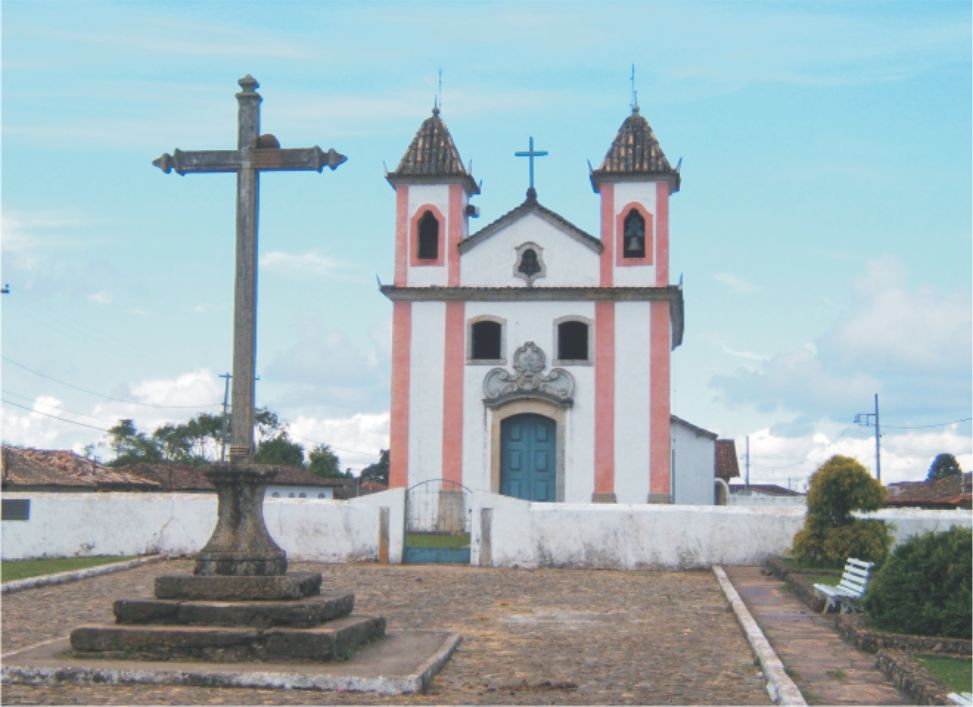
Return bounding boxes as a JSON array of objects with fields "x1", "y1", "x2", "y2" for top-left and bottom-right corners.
[{"x1": 2, "y1": 0, "x2": 970, "y2": 486}]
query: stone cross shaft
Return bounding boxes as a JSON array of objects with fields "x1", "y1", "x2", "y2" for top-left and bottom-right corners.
[{"x1": 154, "y1": 75, "x2": 346, "y2": 462}]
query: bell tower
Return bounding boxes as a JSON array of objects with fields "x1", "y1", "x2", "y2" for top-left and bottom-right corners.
[
  {"x1": 385, "y1": 109, "x2": 478, "y2": 488},
  {"x1": 590, "y1": 105, "x2": 681, "y2": 503}
]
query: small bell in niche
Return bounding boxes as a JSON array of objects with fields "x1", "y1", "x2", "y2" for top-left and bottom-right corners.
[
  {"x1": 518, "y1": 248, "x2": 541, "y2": 277},
  {"x1": 623, "y1": 210, "x2": 646, "y2": 258}
]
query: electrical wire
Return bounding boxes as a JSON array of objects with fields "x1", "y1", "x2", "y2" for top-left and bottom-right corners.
[
  {"x1": 883, "y1": 417, "x2": 972, "y2": 430},
  {"x1": 1, "y1": 398, "x2": 110, "y2": 432},
  {"x1": 1, "y1": 356, "x2": 221, "y2": 410}
]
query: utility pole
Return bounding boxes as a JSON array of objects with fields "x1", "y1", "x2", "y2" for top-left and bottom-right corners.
[
  {"x1": 218, "y1": 373, "x2": 232, "y2": 463},
  {"x1": 854, "y1": 393, "x2": 881, "y2": 482},
  {"x1": 745, "y1": 435, "x2": 750, "y2": 494}
]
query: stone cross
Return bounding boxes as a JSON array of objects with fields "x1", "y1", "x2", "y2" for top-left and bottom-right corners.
[{"x1": 154, "y1": 75, "x2": 345, "y2": 461}]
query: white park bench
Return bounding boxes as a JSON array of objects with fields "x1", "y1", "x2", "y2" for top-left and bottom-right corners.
[
  {"x1": 813, "y1": 557, "x2": 874, "y2": 613},
  {"x1": 948, "y1": 692, "x2": 973, "y2": 706}
]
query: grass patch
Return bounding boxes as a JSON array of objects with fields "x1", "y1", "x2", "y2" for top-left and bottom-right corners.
[
  {"x1": 915, "y1": 655, "x2": 972, "y2": 694},
  {"x1": 2, "y1": 555, "x2": 136, "y2": 583},
  {"x1": 805, "y1": 574, "x2": 840, "y2": 586},
  {"x1": 405, "y1": 532, "x2": 470, "y2": 549}
]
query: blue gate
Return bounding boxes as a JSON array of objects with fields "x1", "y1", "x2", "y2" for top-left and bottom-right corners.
[{"x1": 403, "y1": 479, "x2": 471, "y2": 564}]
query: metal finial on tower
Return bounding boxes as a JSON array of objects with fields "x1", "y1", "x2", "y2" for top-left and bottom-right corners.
[
  {"x1": 630, "y1": 64, "x2": 639, "y2": 113},
  {"x1": 433, "y1": 66, "x2": 443, "y2": 115}
]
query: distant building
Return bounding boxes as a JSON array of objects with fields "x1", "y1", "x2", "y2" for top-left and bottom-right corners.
[{"x1": 885, "y1": 472, "x2": 972, "y2": 510}]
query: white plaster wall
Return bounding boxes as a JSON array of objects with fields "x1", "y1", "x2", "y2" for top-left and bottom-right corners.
[
  {"x1": 350, "y1": 487, "x2": 406, "y2": 563},
  {"x1": 267, "y1": 485, "x2": 334, "y2": 500},
  {"x1": 611, "y1": 181, "x2": 658, "y2": 287},
  {"x1": 461, "y1": 212, "x2": 599, "y2": 287},
  {"x1": 613, "y1": 301, "x2": 651, "y2": 503},
  {"x1": 0, "y1": 492, "x2": 385, "y2": 562},
  {"x1": 409, "y1": 301, "x2": 446, "y2": 483},
  {"x1": 471, "y1": 491, "x2": 973, "y2": 569},
  {"x1": 406, "y1": 184, "x2": 452, "y2": 287},
  {"x1": 671, "y1": 423, "x2": 716, "y2": 505}
]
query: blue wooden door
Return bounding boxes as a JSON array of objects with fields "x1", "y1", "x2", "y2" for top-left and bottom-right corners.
[{"x1": 501, "y1": 414, "x2": 556, "y2": 502}]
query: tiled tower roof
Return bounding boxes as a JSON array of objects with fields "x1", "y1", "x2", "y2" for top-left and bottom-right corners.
[
  {"x1": 387, "y1": 108, "x2": 478, "y2": 193},
  {"x1": 590, "y1": 107, "x2": 680, "y2": 193}
]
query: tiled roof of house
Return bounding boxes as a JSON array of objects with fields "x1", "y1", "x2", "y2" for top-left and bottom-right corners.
[
  {"x1": 387, "y1": 108, "x2": 478, "y2": 193},
  {"x1": 590, "y1": 107, "x2": 680, "y2": 193},
  {"x1": 118, "y1": 462, "x2": 353, "y2": 492},
  {"x1": 885, "y1": 472, "x2": 972, "y2": 509},
  {"x1": 729, "y1": 483, "x2": 804, "y2": 497},
  {"x1": 1, "y1": 446, "x2": 160, "y2": 490},
  {"x1": 715, "y1": 439, "x2": 740, "y2": 480}
]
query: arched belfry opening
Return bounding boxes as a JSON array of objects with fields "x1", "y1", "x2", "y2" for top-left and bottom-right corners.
[
  {"x1": 623, "y1": 209, "x2": 645, "y2": 259},
  {"x1": 417, "y1": 210, "x2": 439, "y2": 260}
]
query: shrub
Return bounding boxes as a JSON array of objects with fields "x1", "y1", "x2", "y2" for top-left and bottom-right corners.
[
  {"x1": 792, "y1": 455, "x2": 891, "y2": 566},
  {"x1": 864, "y1": 526, "x2": 972, "y2": 638}
]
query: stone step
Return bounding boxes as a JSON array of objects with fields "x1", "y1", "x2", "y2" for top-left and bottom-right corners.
[
  {"x1": 70, "y1": 615, "x2": 386, "y2": 663},
  {"x1": 114, "y1": 593, "x2": 354, "y2": 628},
  {"x1": 154, "y1": 571, "x2": 321, "y2": 601}
]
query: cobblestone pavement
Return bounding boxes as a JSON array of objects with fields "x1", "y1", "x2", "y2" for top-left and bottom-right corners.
[{"x1": 2, "y1": 560, "x2": 771, "y2": 705}]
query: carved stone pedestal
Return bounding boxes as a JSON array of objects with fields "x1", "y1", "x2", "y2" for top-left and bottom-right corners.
[{"x1": 194, "y1": 464, "x2": 287, "y2": 577}]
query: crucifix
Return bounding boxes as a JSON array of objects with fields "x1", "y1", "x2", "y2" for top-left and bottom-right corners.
[
  {"x1": 154, "y1": 75, "x2": 345, "y2": 462},
  {"x1": 154, "y1": 75, "x2": 345, "y2": 577},
  {"x1": 514, "y1": 136, "x2": 548, "y2": 198}
]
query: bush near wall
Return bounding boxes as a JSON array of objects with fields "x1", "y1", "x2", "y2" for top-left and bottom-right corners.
[
  {"x1": 864, "y1": 527, "x2": 972, "y2": 639},
  {"x1": 792, "y1": 455, "x2": 891, "y2": 566}
]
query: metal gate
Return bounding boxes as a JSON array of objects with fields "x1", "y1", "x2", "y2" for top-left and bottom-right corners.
[{"x1": 403, "y1": 479, "x2": 471, "y2": 564}]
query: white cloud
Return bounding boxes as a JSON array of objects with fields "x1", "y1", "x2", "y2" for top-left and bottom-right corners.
[
  {"x1": 0, "y1": 209, "x2": 88, "y2": 271},
  {"x1": 714, "y1": 272, "x2": 758, "y2": 294},
  {"x1": 289, "y1": 412, "x2": 389, "y2": 473},
  {"x1": 712, "y1": 256, "x2": 972, "y2": 420},
  {"x1": 741, "y1": 423, "x2": 972, "y2": 488},
  {"x1": 260, "y1": 250, "x2": 341, "y2": 278},
  {"x1": 87, "y1": 292, "x2": 112, "y2": 305}
]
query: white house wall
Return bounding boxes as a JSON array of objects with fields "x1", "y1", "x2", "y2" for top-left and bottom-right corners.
[
  {"x1": 460, "y1": 213, "x2": 599, "y2": 287},
  {"x1": 671, "y1": 423, "x2": 716, "y2": 505},
  {"x1": 613, "y1": 301, "x2": 652, "y2": 503},
  {"x1": 409, "y1": 301, "x2": 446, "y2": 482}
]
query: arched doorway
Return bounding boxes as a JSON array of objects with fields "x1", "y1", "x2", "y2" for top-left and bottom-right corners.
[{"x1": 500, "y1": 413, "x2": 556, "y2": 502}]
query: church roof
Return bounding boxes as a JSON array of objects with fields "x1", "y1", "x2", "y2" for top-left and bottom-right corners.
[
  {"x1": 387, "y1": 108, "x2": 479, "y2": 194},
  {"x1": 590, "y1": 107, "x2": 680, "y2": 193},
  {"x1": 460, "y1": 189, "x2": 602, "y2": 255}
]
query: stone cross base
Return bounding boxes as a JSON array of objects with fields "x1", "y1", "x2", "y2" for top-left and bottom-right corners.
[{"x1": 194, "y1": 463, "x2": 287, "y2": 576}]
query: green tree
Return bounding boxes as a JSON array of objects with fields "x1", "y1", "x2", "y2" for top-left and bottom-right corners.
[
  {"x1": 792, "y1": 455, "x2": 891, "y2": 566},
  {"x1": 927, "y1": 453, "x2": 962, "y2": 481},
  {"x1": 107, "y1": 419, "x2": 162, "y2": 466},
  {"x1": 361, "y1": 449, "x2": 389, "y2": 485},
  {"x1": 253, "y1": 432, "x2": 305, "y2": 466},
  {"x1": 308, "y1": 443, "x2": 342, "y2": 478}
]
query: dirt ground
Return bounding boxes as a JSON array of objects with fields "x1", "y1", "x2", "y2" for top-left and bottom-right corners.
[{"x1": 1, "y1": 559, "x2": 772, "y2": 705}]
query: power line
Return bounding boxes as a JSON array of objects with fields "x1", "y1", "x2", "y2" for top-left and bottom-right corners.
[
  {"x1": 1, "y1": 356, "x2": 221, "y2": 410},
  {"x1": 1, "y1": 398, "x2": 110, "y2": 432},
  {"x1": 883, "y1": 417, "x2": 972, "y2": 430},
  {"x1": 1, "y1": 389, "x2": 121, "y2": 427}
]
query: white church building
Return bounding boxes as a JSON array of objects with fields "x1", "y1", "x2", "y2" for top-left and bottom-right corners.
[{"x1": 382, "y1": 105, "x2": 714, "y2": 505}]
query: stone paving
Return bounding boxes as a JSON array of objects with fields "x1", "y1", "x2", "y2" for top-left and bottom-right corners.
[
  {"x1": 723, "y1": 565, "x2": 910, "y2": 706},
  {"x1": 2, "y1": 559, "x2": 771, "y2": 705}
]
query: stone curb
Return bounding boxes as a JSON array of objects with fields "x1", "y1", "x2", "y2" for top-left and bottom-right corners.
[
  {"x1": 1, "y1": 555, "x2": 166, "y2": 595},
  {"x1": 713, "y1": 566, "x2": 806, "y2": 706}
]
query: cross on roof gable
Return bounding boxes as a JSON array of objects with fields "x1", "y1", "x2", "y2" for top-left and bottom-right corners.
[{"x1": 459, "y1": 193, "x2": 602, "y2": 255}]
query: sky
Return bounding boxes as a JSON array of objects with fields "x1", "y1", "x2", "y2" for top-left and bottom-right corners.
[{"x1": 2, "y1": 0, "x2": 970, "y2": 488}]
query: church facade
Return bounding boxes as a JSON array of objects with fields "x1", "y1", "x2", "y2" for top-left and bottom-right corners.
[{"x1": 382, "y1": 106, "x2": 685, "y2": 504}]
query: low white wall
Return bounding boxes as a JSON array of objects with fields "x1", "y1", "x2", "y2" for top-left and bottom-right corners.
[
  {"x1": 4, "y1": 491, "x2": 969, "y2": 568},
  {"x1": 0, "y1": 492, "x2": 384, "y2": 563},
  {"x1": 471, "y1": 491, "x2": 973, "y2": 569}
]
